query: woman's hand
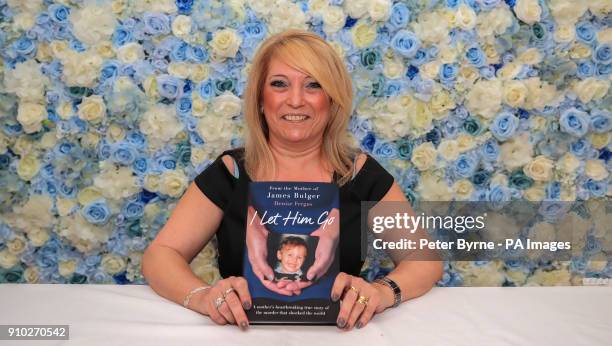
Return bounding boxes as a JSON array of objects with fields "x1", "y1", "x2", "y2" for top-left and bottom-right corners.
[
  {"x1": 306, "y1": 208, "x2": 340, "y2": 281},
  {"x1": 190, "y1": 276, "x2": 252, "y2": 330},
  {"x1": 331, "y1": 272, "x2": 394, "y2": 330}
]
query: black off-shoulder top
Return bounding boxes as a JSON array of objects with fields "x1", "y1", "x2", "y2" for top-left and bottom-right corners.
[{"x1": 194, "y1": 148, "x2": 394, "y2": 278}]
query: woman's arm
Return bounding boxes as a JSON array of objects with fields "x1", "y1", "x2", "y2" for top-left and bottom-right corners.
[{"x1": 142, "y1": 182, "x2": 224, "y2": 309}]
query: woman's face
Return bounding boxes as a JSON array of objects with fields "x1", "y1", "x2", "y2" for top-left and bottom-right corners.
[{"x1": 261, "y1": 57, "x2": 331, "y2": 146}]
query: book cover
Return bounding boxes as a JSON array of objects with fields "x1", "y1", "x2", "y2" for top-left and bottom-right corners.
[{"x1": 244, "y1": 181, "x2": 340, "y2": 325}]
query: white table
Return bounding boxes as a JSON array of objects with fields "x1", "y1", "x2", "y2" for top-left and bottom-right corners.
[{"x1": 0, "y1": 284, "x2": 610, "y2": 345}]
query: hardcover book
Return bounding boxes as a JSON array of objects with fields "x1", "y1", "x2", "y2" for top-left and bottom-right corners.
[{"x1": 244, "y1": 181, "x2": 340, "y2": 325}]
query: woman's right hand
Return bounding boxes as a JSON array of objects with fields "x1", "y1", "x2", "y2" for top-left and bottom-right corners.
[{"x1": 190, "y1": 276, "x2": 252, "y2": 330}]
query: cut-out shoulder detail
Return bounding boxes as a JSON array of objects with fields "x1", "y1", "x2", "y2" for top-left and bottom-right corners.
[
  {"x1": 221, "y1": 155, "x2": 239, "y2": 179},
  {"x1": 353, "y1": 152, "x2": 367, "y2": 179}
]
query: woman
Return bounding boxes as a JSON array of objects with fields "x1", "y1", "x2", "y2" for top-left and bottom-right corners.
[{"x1": 142, "y1": 30, "x2": 442, "y2": 331}]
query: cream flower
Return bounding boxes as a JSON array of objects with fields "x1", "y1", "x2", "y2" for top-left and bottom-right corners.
[
  {"x1": 556, "y1": 153, "x2": 580, "y2": 175},
  {"x1": 322, "y1": 6, "x2": 346, "y2": 34},
  {"x1": 503, "y1": 80, "x2": 528, "y2": 108},
  {"x1": 28, "y1": 228, "x2": 50, "y2": 247},
  {"x1": 514, "y1": 0, "x2": 541, "y2": 24},
  {"x1": 453, "y1": 179, "x2": 474, "y2": 201},
  {"x1": 58, "y1": 213, "x2": 110, "y2": 253},
  {"x1": 416, "y1": 173, "x2": 453, "y2": 201},
  {"x1": 465, "y1": 79, "x2": 503, "y2": 119},
  {"x1": 523, "y1": 78, "x2": 558, "y2": 110},
  {"x1": 523, "y1": 155, "x2": 554, "y2": 182},
  {"x1": 585, "y1": 160, "x2": 609, "y2": 181},
  {"x1": 500, "y1": 133, "x2": 533, "y2": 170},
  {"x1": 209, "y1": 29, "x2": 242, "y2": 59},
  {"x1": 158, "y1": 169, "x2": 189, "y2": 198},
  {"x1": 101, "y1": 254, "x2": 127, "y2": 275},
  {"x1": 24, "y1": 266, "x2": 39, "y2": 283},
  {"x1": 17, "y1": 153, "x2": 40, "y2": 181},
  {"x1": 5, "y1": 195, "x2": 54, "y2": 232},
  {"x1": 93, "y1": 165, "x2": 140, "y2": 200},
  {"x1": 382, "y1": 55, "x2": 406, "y2": 79},
  {"x1": 352, "y1": 21, "x2": 377, "y2": 48},
  {"x1": 438, "y1": 139, "x2": 460, "y2": 161},
  {"x1": 368, "y1": 0, "x2": 391, "y2": 22},
  {"x1": 6, "y1": 234, "x2": 27, "y2": 255},
  {"x1": 116, "y1": 42, "x2": 144, "y2": 64},
  {"x1": 572, "y1": 78, "x2": 609, "y2": 104},
  {"x1": 3, "y1": 60, "x2": 49, "y2": 103},
  {"x1": 58, "y1": 259, "x2": 77, "y2": 278},
  {"x1": 548, "y1": 0, "x2": 588, "y2": 25},
  {"x1": 167, "y1": 62, "x2": 191, "y2": 79},
  {"x1": 78, "y1": 95, "x2": 106, "y2": 124},
  {"x1": 17, "y1": 102, "x2": 46, "y2": 134},
  {"x1": 212, "y1": 92, "x2": 242, "y2": 118},
  {"x1": 60, "y1": 49, "x2": 104, "y2": 87},
  {"x1": 477, "y1": 6, "x2": 513, "y2": 42},
  {"x1": 139, "y1": 104, "x2": 184, "y2": 149},
  {"x1": 523, "y1": 184, "x2": 546, "y2": 201},
  {"x1": 517, "y1": 48, "x2": 542, "y2": 65},
  {"x1": 411, "y1": 142, "x2": 437, "y2": 171},
  {"x1": 70, "y1": 5, "x2": 116, "y2": 46},
  {"x1": 554, "y1": 24, "x2": 576, "y2": 43},
  {"x1": 172, "y1": 15, "x2": 192, "y2": 38},
  {"x1": 0, "y1": 250, "x2": 18, "y2": 269},
  {"x1": 344, "y1": 0, "x2": 368, "y2": 18},
  {"x1": 57, "y1": 198, "x2": 77, "y2": 217},
  {"x1": 454, "y1": 4, "x2": 477, "y2": 30},
  {"x1": 413, "y1": 11, "x2": 449, "y2": 44}
]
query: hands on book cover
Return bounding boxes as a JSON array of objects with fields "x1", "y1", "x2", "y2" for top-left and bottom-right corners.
[{"x1": 244, "y1": 182, "x2": 340, "y2": 324}]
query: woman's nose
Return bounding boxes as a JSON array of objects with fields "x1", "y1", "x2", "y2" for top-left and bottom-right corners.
[{"x1": 287, "y1": 85, "x2": 305, "y2": 108}]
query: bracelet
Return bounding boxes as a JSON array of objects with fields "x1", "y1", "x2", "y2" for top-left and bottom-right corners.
[
  {"x1": 183, "y1": 285, "x2": 212, "y2": 308},
  {"x1": 374, "y1": 276, "x2": 402, "y2": 308}
]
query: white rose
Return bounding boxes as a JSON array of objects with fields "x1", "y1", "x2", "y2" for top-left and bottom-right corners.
[
  {"x1": 477, "y1": 6, "x2": 513, "y2": 41},
  {"x1": 421, "y1": 61, "x2": 440, "y2": 80},
  {"x1": 589, "y1": 0, "x2": 612, "y2": 18},
  {"x1": 517, "y1": 48, "x2": 542, "y2": 65},
  {"x1": 523, "y1": 184, "x2": 546, "y2": 201},
  {"x1": 497, "y1": 62, "x2": 522, "y2": 80},
  {"x1": 60, "y1": 49, "x2": 103, "y2": 87},
  {"x1": 344, "y1": 0, "x2": 369, "y2": 18},
  {"x1": 383, "y1": 56, "x2": 406, "y2": 79},
  {"x1": 6, "y1": 234, "x2": 27, "y2": 255},
  {"x1": 411, "y1": 142, "x2": 437, "y2": 171},
  {"x1": 209, "y1": 29, "x2": 242, "y2": 59},
  {"x1": 524, "y1": 78, "x2": 558, "y2": 110},
  {"x1": 548, "y1": 0, "x2": 588, "y2": 25},
  {"x1": 158, "y1": 169, "x2": 189, "y2": 198},
  {"x1": 413, "y1": 11, "x2": 449, "y2": 44},
  {"x1": 573, "y1": 78, "x2": 609, "y2": 104},
  {"x1": 6, "y1": 0, "x2": 43, "y2": 12},
  {"x1": 93, "y1": 165, "x2": 140, "y2": 200},
  {"x1": 500, "y1": 133, "x2": 533, "y2": 170},
  {"x1": 322, "y1": 6, "x2": 346, "y2": 34},
  {"x1": 249, "y1": 0, "x2": 275, "y2": 16},
  {"x1": 585, "y1": 160, "x2": 609, "y2": 180},
  {"x1": 172, "y1": 15, "x2": 192, "y2": 37},
  {"x1": 554, "y1": 24, "x2": 575, "y2": 43},
  {"x1": 0, "y1": 250, "x2": 18, "y2": 269},
  {"x1": 438, "y1": 139, "x2": 459, "y2": 161},
  {"x1": 17, "y1": 153, "x2": 40, "y2": 181},
  {"x1": 514, "y1": 0, "x2": 541, "y2": 24},
  {"x1": 455, "y1": 4, "x2": 477, "y2": 30},
  {"x1": 78, "y1": 95, "x2": 106, "y2": 124},
  {"x1": 3, "y1": 60, "x2": 49, "y2": 103},
  {"x1": 28, "y1": 228, "x2": 50, "y2": 247},
  {"x1": 416, "y1": 173, "x2": 453, "y2": 201},
  {"x1": 116, "y1": 42, "x2": 144, "y2": 64},
  {"x1": 167, "y1": 62, "x2": 192, "y2": 79},
  {"x1": 453, "y1": 179, "x2": 474, "y2": 200},
  {"x1": 24, "y1": 266, "x2": 39, "y2": 283},
  {"x1": 191, "y1": 94, "x2": 207, "y2": 118},
  {"x1": 465, "y1": 79, "x2": 502, "y2": 119},
  {"x1": 368, "y1": 0, "x2": 391, "y2": 22},
  {"x1": 58, "y1": 213, "x2": 109, "y2": 253},
  {"x1": 57, "y1": 197, "x2": 77, "y2": 217},
  {"x1": 524, "y1": 155, "x2": 554, "y2": 182},
  {"x1": 101, "y1": 254, "x2": 126, "y2": 275},
  {"x1": 139, "y1": 104, "x2": 184, "y2": 150},
  {"x1": 16, "y1": 103, "x2": 45, "y2": 135},
  {"x1": 597, "y1": 28, "x2": 612, "y2": 44},
  {"x1": 556, "y1": 153, "x2": 580, "y2": 174},
  {"x1": 352, "y1": 21, "x2": 377, "y2": 48},
  {"x1": 212, "y1": 92, "x2": 242, "y2": 118},
  {"x1": 133, "y1": 0, "x2": 176, "y2": 13},
  {"x1": 503, "y1": 80, "x2": 528, "y2": 108},
  {"x1": 70, "y1": 5, "x2": 116, "y2": 46},
  {"x1": 58, "y1": 259, "x2": 77, "y2": 278}
]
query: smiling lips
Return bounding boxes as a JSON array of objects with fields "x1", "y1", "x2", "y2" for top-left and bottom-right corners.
[{"x1": 281, "y1": 114, "x2": 310, "y2": 121}]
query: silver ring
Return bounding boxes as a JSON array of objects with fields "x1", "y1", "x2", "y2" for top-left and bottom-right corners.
[
  {"x1": 214, "y1": 296, "x2": 225, "y2": 309},
  {"x1": 223, "y1": 287, "x2": 235, "y2": 298}
]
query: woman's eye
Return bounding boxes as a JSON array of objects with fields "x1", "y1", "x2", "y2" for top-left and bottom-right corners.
[
  {"x1": 307, "y1": 82, "x2": 321, "y2": 89},
  {"x1": 270, "y1": 80, "x2": 287, "y2": 87}
]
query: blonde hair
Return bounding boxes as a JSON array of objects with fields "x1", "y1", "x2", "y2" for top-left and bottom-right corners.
[{"x1": 243, "y1": 29, "x2": 357, "y2": 186}]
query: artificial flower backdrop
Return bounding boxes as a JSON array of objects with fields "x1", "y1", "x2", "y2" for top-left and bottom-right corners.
[{"x1": 0, "y1": 0, "x2": 610, "y2": 286}]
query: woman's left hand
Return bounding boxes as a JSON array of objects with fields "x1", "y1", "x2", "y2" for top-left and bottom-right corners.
[{"x1": 331, "y1": 272, "x2": 394, "y2": 330}]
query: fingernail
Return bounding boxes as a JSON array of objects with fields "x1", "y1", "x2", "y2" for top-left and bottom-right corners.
[
  {"x1": 243, "y1": 301, "x2": 251, "y2": 310},
  {"x1": 356, "y1": 322, "x2": 362, "y2": 329},
  {"x1": 336, "y1": 318, "x2": 346, "y2": 328},
  {"x1": 331, "y1": 294, "x2": 339, "y2": 302},
  {"x1": 240, "y1": 321, "x2": 248, "y2": 330}
]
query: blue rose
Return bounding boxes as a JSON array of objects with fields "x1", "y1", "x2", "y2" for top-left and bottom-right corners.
[
  {"x1": 490, "y1": 112, "x2": 519, "y2": 141},
  {"x1": 99, "y1": 142, "x2": 112, "y2": 160},
  {"x1": 576, "y1": 60, "x2": 595, "y2": 79},
  {"x1": 391, "y1": 30, "x2": 420, "y2": 58},
  {"x1": 373, "y1": 141, "x2": 398, "y2": 159},
  {"x1": 462, "y1": 117, "x2": 482, "y2": 136},
  {"x1": 48, "y1": 4, "x2": 69, "y2": 23},
  {"x1": 58, "y1": 182, "x2": 77, "y2": 199},
  {"x1": 545, "y1": 181, "x2": 561, "y2": 200},
  {"x1": 481, "y1": 139, "x2": 500, "y2": 162},
  {"x1": 575, "y1": 21, "x2": 596, "y2": 44},
  {"x1": 585, "y1": 179, "x2": 606, "y2": 197},
  {"x1": 156, "y1": 75, "x2": 184, "y2": 99},
  {"x1": 187, "y1": 45, "x2": 208, "y2": 63},
  {"x1": 446, "y1": 0, "x2": 460, "y2": 8},
  {"x1": 440, "y1": 118, "x2": 460, "y2": 137},
  {"x1": 82, "y1": 200, "x2": 111, "y2": 225},
  {"x1": 471, "y1": 169, "x2": 491, "y2": 187},
  {"x1": 132, "y1": 157, "x2": 148, "y2": 175},
  {"x1": 112, "y1": 27, "x2": 133, "y2": 47},
  {"x1": 111, "y1": 143, "x2": 137, "y2": 165},
  {"x1": 123, "y1": 200, "x2": 145, "y2": 219},
  {"x1": 479, "y1": 66, "x2": 495, "y2": 79},
  {"x1": 171, "y1": 41, "x2": 188, "y2": 61},
  {"x1": 439, "y1": 63, "x2": 459, "y2": 84},
  {"x1": 152, "y1": 59, "x2": 168, "y2": 71},
  {"x1": 569, "y1": 138, "x2": 589, "y2": 158},
  {"x1": 411, "y1": 49, "x2": 428, "y2": 66},
  {"x1": 361, "y1": 132, "x2": 376, "y2": 152},
  {"x1": 176, "y1": 0, "x2": 194, "y2": 14},
  {"x1": 596, "y1": 63, "x2": 611, "y2": 77},
  {"x1": 242, "y1": 20, "x2": 267, "y2": 41},
  {"x1": 100, "y1": 61, "x2": 120, "y2": 83},
  {"x1": 538, "y1": 201, "x2": 569, "y2": 222},
  {"x1": 560, "y1": 108, "x2": 589, "y2": 137},
  {"x1": 465, "y1": 46, "x2": 486, "y2": 67},
  {"x1": 156, "y1": 155, "x2": 177, "y2": 170},
  {"x1": 388, "y1": 3, "x2": 410, "y2": 30},
  {"x1": 176, "y1": 97, "x2": 192, "y2": 117},
  {"x1": 593, "y1": 44, "x2": 611, "y2": 65},
  {"x1": 479, "y1": 0, "x2": 501, "y2": 10},
  {"x1": 13, "y1": 37, "x2": 36, "y2": 57},
  {"x1": 143, "y1": 12, "x2": 171, "y2": 36},
  {"x1": 590, "y1": 110, "x2": 611, "y2": 133},
  {"x1": 454, "y1": 154, "x2": 479, "y2": 178}
]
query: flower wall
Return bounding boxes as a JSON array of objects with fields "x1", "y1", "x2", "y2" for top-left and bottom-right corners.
[{"x1": 0, "y1": 0, "x2": 610, "y2": 286}]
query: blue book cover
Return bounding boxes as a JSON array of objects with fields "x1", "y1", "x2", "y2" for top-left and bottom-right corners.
[{"x1": 244, "y1": 182, "x2": 340, "y2": 324}]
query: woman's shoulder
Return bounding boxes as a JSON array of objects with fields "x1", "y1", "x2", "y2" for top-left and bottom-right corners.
[{"x1": 345, "y1": 151, "x2": 394, "y2": 202}]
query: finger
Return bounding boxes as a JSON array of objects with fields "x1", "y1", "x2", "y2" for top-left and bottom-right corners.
[
  {"x1": 261, "y1": 279, "x2": 294, "y2": 296},
  {"x1": 336, "y1": 280, "x2": 359, "y2": 328},
  {"x1": 306, "y1": 252, "x2": 332, "y2": 281},
  {"x1": 230, "y1": 277, "x2": 252, "y2": 310},
  {"x1": 330, "y1": 272, "x2": 350, "y2": 302},
  {"x1": 294, "y1": 281, "x2": 313, "y2": 290},
  {"x1": 357, "y1": 295, "x2": 379, "y2": 329},
  {"x1": 250, "y1": 251, "x2": 274, "y2": 282},
  {"x1": 346, "y1": 293, "x2": 368, "y2": 330},
  {"x1": 225, "y1": 291, "x2": 249, "y2": 329},
  {"x1": 276, "y1": 280, "x2": 289, "y2": 288},
  {"x1": 206, "y1": 297, "x2": 228, "y2": 325},
  {"x1": 217, "y1": 299, "x2": 235, "y2": 324}
]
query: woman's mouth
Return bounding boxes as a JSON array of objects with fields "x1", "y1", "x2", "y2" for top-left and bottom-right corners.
[{"x1": 281, "y1": 114, "x2": 310, "y2": 122}]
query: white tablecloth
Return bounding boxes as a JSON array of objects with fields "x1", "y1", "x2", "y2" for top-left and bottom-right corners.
[{"x1": 0, "y1": 284, "x2": 610, "y2": 346}]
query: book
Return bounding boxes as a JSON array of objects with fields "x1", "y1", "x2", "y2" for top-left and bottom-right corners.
[{"x1": 243, "y1": 181, "x2": 340, "y2": 325}]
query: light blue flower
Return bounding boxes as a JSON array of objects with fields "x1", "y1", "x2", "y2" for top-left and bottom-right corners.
[
  {"x1": 12, "y1": 37, "x2": 36, "y2": 57},
  {"x1": 593, "y1": 44, "x2": 611, "y2": 65},
  {"x1": 111, "y1": 143, "x2": 137, "y2": 165},
  {"x1": 82, "y1": 200, "x2": 111, "y2": 225},
  {"x1": 478, "y1": 0, "x2": 501, "y2": 10},
  {"x1": 388, "y1": 3, "x2": 410, "y2": 30},
  {"x1": 156, "y1": 75, "x2": 184, "y2": 99},
  {"x1": 490, "y1": 112, "x2": 519, "y2": 141},
  {"x1": 465, "y1": 46, "x2": 486, "y2": 67},
  {"x1": 122, "y1": 200, "x2": 145, "y2": 219},
  {"x1": 575, "y1": 21, "x2": 596, "y2": 44},
  {"x1": 454, "y1": 153, "x2": 479, "y2": 179},
  {"x1": 112, "y1": 26, "x2": 133, "y2": 47},
  {"x1": 143, "y1": 12, "x2": 171, "y2": 36},
  {"x1": 391, "y1": 30, "x2": 420, "y2": 58},
  {"x1": 48, "y1": 4, "x2": 70, "y2": 23},
  {"x1": 187, "y1": 45, "x2": 208, "y2": 63},
  {"x1": 560, "y1": 108, "x2": 589, "y2": 137},
  {"x1": 480, "y1": 139, "x2": 500, "y2": 162},
  {"x1": 585, "y1": 179, "x2": 606, "y2": 197},
  {"x1": 439, "y1": 63, "x2": 458, "y2": 84},
  {"x1": 373, "y1": 141, "x2": 398, "y2": 159},
  {"x1": 576, "y1": 60, "x2": 595, "y2": 79},
  {"x1": 590, "y1": 110, "x2": 611, "y2": 133}
]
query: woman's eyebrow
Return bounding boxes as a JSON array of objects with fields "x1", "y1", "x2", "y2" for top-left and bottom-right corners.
[{"x1": 269, "y1": 74, "x2": 288, "y2": 78}]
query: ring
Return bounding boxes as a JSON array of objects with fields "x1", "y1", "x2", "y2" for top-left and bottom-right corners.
[
  {"x1": 214, "y1": 296, "x2": 225, "y2": 309},
  {"x1": 357, "y1": 295, "x2": 369, "y2": 305},
  {"x1": 349, "y1": 286, "x2": 359, "y2": 294},
  {"x1": 223, "y1": 287, "x2": 235, "y2": 298}
]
